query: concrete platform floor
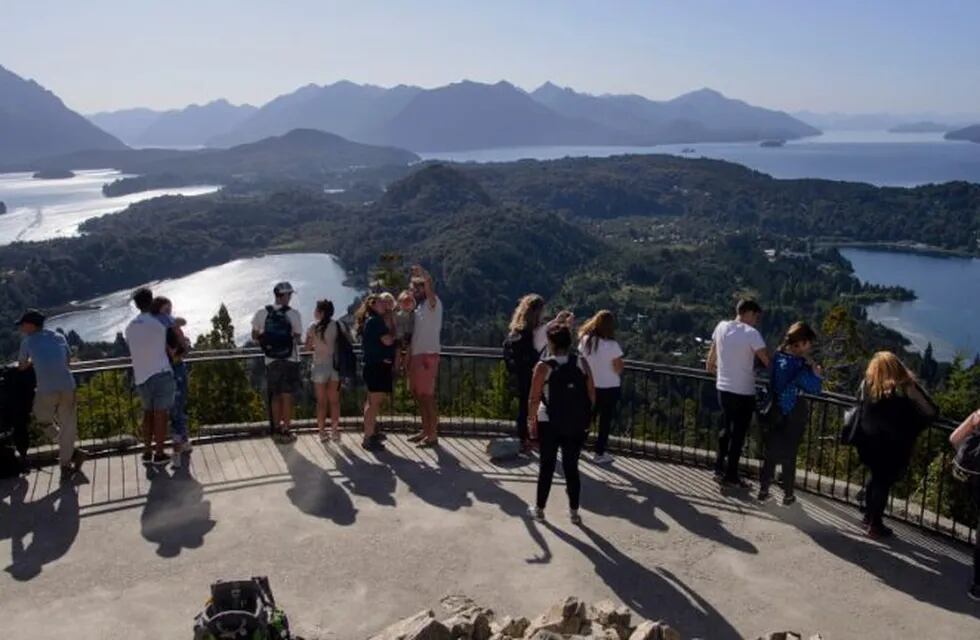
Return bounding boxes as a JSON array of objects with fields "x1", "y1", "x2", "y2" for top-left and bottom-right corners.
[{"x1": 1, "y1": 433, "x2": 978, "y2": 639}]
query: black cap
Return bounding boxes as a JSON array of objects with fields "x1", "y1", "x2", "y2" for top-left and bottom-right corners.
[{"x1": 16, "y1": 309, "x2": 45, "y2": 327}]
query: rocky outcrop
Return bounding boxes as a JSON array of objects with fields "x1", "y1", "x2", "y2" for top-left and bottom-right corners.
[{"x1": 361, "y1": 595, "x2": 823, "y2": 640}]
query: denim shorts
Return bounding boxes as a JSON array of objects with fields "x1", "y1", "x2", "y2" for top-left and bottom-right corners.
[
  {"x1": 311, "y1": 361, "x2": 340, "y2": 384},
  {"x1": 137, "y1": 371, "x2": 176, "y2": 412}
]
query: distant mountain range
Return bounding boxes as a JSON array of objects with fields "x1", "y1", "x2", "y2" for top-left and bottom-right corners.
[
  {"x1": 208, "y1": 79, "x2": 818, "y2": 151},
  {"x1": 946, "y1": 125, "x2": 980, "y2": 144},
  {"x1": 888, "y1": 121, "x2": 951, "y2": 133},
  {"x1": 90, "y1": 100, "x2": 257, "y2": 147},
  {"x1": 0, "y1": 64, "x2": 126, "y2": 162},
  {"x1": 794, "y1": 110, "x2": 980, "y2": 132}
]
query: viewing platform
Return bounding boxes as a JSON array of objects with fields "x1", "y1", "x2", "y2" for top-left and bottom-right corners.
[{"x1": 2, "y1": 349, "x2": 979, "y2": 639}]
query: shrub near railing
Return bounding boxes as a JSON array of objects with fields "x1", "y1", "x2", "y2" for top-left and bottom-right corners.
[{"x1": 56, "y1": 348, "x2": 976, "y2": 543}]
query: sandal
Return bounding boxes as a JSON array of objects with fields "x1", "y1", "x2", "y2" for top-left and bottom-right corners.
[
  {"x1": 416, "y1": 439, "x2": 439, "y2": 449},
  {"x1": 318, "y1": 431, "x2": 330, "y2": 443},
  {"x1": 407, "y1": 432, "x2": 427, "y2": 443}
]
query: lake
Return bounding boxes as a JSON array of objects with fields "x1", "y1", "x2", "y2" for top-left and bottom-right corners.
[
  {"x1": 49, "y1": 253, "x2": 362, "y2": 346},
  {"x1": 0, "y1": 169, "x2": 219, "y2": 245},
  {"x1": 421, "y1": 131, "x2": 980, "y2": 187},
  {"x1": 840, "y1": 248, "x2": 980, "y2": 362}
]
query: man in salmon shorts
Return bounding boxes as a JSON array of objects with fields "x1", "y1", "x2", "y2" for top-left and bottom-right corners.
[{"x1": 406, "y1": 265, "x2": 443, "y2": 447}]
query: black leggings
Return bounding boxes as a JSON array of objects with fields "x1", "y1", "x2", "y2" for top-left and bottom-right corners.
[
  {"x1": 716, "y1": 391, "x2": 756, "y2": 481},
  {"x1": 759, "y1": 400, "x2": 808, "y2": 495},
  {"x1": 864, "y1": 469, "x2": 898, "y2": 528},
  {"x1": 593, "y1": 387, "x2": 621, "y2": 456},
  {"x1": 536, "y1": 424, "x2": 585, "y2": 510}
]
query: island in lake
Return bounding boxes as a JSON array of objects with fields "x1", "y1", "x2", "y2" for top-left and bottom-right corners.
[
  {"x1": 945, "y1": 124, "x2": 980, "y2": 143},
  {"x1": 33, "y1": 168, "x2": 76, "y2": 179},
  {"x1": 888, "y1": 121, "x2": 950, "y2": 133}
]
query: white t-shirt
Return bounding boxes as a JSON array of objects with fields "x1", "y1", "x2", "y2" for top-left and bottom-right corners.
[
  {"x1": 578, "y1": 337, "x2": 623, "y2": 389},
  {"x1": 252, "y1": 305, "x2": 303, "y2": 364},
  {"x1": 411, "y1": 296, "x2": 443, "y2": 356},
  {"x1": 125, "y1": 312, "x2": 173, "y2": 385},
  {"x1": 306, "y1": 320, "x2": 337, "y2": 365},
  {"x1": 537, "y1": 355, "x2": 589, "y2": 423},
  {"x1": 712, "y1": 319, "x2": 766, "y2": 396}
]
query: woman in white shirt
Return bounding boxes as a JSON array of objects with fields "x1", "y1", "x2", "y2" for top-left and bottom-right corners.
[
  {"x1": 304, "y1": 299, "x2": 341, "y2": 443},
  {"x1": 577, "y1": 310, "x2": 624, "y2": 465}
]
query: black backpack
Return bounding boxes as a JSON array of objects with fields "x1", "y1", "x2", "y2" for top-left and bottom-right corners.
[
  {"x1": 260, "y1": 306, "x2": 294, "y2": 360},
  {"x1": 543, "y1": 355, "x2": 592, "y2": 435},
  {"x1": 503, "y1": 328, "x2": 538, "y2": 375},
  {"x1": 953, "y1": 430, "x2": 980, "y2": 481},
  {"x1": 333, "y1": 320, "x2": 357, "y2": 384},
  {"x1": 193, "y1": 576, "x2": 292, "y2": 640}
]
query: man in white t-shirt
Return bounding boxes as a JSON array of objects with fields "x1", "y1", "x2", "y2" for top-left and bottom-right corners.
[
  {"x1": 125, "y1": 287, "x2": 175, "y2": 467},
  {"x1": 252, "y1": 282, "x2": 303, "y2": 442},
  {"x1": 706, "y1": 299, "x2": 770, "y2": 487}
]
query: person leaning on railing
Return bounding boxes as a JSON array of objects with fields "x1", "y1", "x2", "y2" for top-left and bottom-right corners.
[
  {"x1": 949, "y1": 408, "x2": 980, "y2": 602},
  {"x1": 856, "y1": 351, "x2": 938, "y2": 539},
  {"x1": 758, "y1": 322, "x2": 823, "y2": 505}
]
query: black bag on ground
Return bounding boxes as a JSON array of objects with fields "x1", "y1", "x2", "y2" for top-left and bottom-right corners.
[
  {"x1": 503, "y1": 328, "x2": 538, "y2": 375},
  {"x1": 542, "y1": 355, "x2": 592, "y2": 435},
  {"x1": 193, "y1": 576, "x2": 293, "y2": 640},
  {"x1": 333, "y1": 319, "x2": 357, "y2": 384},
  {"x1": 953, "y1": 430, "x2": 980, "y2": 481},
  {"x1": 260, "y1": 306, "x2": 295, "y2": 360}
]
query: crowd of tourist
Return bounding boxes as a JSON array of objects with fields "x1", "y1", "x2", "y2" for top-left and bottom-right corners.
[{"x1": 10, "y1": 281, "x2": 980, "y2": 600}]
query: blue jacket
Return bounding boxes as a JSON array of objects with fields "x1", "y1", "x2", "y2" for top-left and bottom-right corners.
[{"x1": 772, "y1": 351, "x2": 822, "y2": 414}]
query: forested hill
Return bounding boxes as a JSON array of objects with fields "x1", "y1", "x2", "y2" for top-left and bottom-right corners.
[{"x1": 459, "y1": 155, "x2": 980, "y2": 252}]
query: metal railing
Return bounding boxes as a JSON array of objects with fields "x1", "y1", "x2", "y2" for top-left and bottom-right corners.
[{"x1": 30, "y1": 346, "x2": 975, "y2": 544}]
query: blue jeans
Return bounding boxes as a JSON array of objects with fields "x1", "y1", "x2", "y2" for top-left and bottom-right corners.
[{"x1": 171, "y1": 362, "x2": 189, "y2": 443}]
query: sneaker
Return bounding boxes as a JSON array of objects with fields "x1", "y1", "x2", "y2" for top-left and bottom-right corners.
[
  {"x1": 141, "y1": 450, "x2": 153, "y2": 465},
  {"x1": 70, "y1": 449, "x2": 88, "y2": 471},
  {"x1": 782, "y1": 494, "x2": 797, "y2": 506},
  {"x1": 968, "y1": 584, "x2": 980, "y2": 602},
  {"x1": 528, "y1": 506, "x2": 545, "y2": 522},
  {"x1": 151, "y1": 452, "x2": 171, "y2": 467},
  {"x1": 181, "y1": 440, "x2": 194, "y2": 454},
  {"x1": 330, "y1": 432, "x2": 342, "y2": 443},
  {"x1": 375, "y1": 432, "x2": 388, "y2": 442},
  {"x1": 866, "y1": 523, "x2": 894, "y2": 539},
  {"x1": 59, "y1": 465, "x2": 75, "y2": 484},
  {"x1": 593, "y1": 453, "x2": 615, "y2": 465},
  {"x1": 570, "y1": 510, "x2": 583, "y2": 525},
  {"x1": 757, "y1": 489, "x2": 771, "y2": 502},
  {"x1": 171, "y1": 452, "x2": 182, "y2": 469},
  {"x1": 318, "y1": 431, "x2": 331, "y2": 443},
  {"x1": 362, "y1": 438, "x2": 386, "y2": 452}
]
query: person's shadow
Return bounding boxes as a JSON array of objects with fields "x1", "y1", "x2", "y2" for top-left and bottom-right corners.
[
  {"x1": 1, "y1": 478, "x2": 80, "y2": 581},
  {"x1": 331, "y1": 444, "x2": 397, "y2": 509},
  {"x1": 276, "y1": 442, "x2": 358, "y2": 525},
  {"x1": 545, "y1": 521, "x2": 741, "y2": 640},
  {"x1": 379, "y1": 444, "x2": 473, "y2": 513},
  {"x1": 781, "y1": 498, "x2": 979, "y2": 616},
  {"x1": 140, "y1": 464, "x2": 216, "y2": 558},
  {"x1": 589, "y1": 463, "x2": 759, "y2": 555}
]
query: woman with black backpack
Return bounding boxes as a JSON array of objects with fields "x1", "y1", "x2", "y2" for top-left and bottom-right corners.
[
  {"x1": 527, "y1": 321, "x2": 595, "y2": 524},
  {"x1": 950, "y1": 408, "x2": 980, "y2": 601},
  {"x1": 856, "y1": 351, "x2": 938, "y2": 538},
  {"x1": 504, "y1": 294, "x2": 546, "y2": 455}
]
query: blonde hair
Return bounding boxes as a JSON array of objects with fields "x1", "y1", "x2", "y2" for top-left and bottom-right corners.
[
  {"x1": 397, "y1": 290, "x2": 415, "y2": 305},
  {"x1": 378, "y1": 292, "x2": 396, "y2": 307},
  {"x1": 508, "y1": 294, "x2": 545, "y2": 333},
  {"x1": 355, "y1": 294, "x2": 381, "y2": 336},
  {"x1": 578, "y1": 310, "x2": 615, "y2": 355},
  {"x1": 864, "y1": 351, "x2": 916, "y2": 401}
]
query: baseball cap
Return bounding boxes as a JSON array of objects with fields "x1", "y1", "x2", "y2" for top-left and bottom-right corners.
[
  {"x1": 273, "y1": 281, "x2": 295, "y2": 296},
  {"x1": 16, "y1": 309, "x2": 46, "y2": 327}
]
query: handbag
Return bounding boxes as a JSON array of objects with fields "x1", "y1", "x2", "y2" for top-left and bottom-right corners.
[
  {"x1": 839, "y1": 386, "x2": 865, "y2": 446},
  {"x1": 953, "y1": 430, "x2": 980, "y2": 482}
]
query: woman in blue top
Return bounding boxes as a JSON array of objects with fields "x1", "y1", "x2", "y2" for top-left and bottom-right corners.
[{"x1": 758, "y1": 321, "x2": 823, "y2": 505}]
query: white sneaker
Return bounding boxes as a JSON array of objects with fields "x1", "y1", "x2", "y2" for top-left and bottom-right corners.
[
  {"x1": 171, "y1": 452, "x2": 182, "y2": 469},
  {"x1": 528, "y1": 506, "x2": 545, "y2": 522},
  {"x1": 182, "y1": 440, "x2": 193, "y2": 453},
  {"x1": 594, "y1": 453, "x2": 615, "y2": 465}
]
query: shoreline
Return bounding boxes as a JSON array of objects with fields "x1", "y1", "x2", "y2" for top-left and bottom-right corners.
[{"x1": 828, "y1": 241, "x2": 977, "y2": 259}]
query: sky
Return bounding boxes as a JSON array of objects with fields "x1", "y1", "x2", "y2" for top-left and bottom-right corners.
[{"x1": 2, "y1": 0, "x2": 979, "y2": 115}]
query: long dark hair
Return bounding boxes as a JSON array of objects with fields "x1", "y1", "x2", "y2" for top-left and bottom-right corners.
[
  {"x1": 355, "y1": 294, "x2": 381, "y2": 337},
  {"x1": 578, "y1": 309, "x2": 615, "y2": 355},
  {"x1": 314, "y1": 299, "x2": 335, "y2": 340}
]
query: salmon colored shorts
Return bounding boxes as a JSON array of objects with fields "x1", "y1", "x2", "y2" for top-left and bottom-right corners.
[{"x1": 409, "y1": 353, "x2": 440, "y2": 396}]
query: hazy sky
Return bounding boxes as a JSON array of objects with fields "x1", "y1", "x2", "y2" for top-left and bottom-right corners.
[{"x1": 3, "y1": 0, "x2": 978, "y2": 115}]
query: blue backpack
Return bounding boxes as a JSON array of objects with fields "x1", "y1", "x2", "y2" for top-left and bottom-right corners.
[{"x1": 260, "y1": 306, "x2": 294, "y2": 360}]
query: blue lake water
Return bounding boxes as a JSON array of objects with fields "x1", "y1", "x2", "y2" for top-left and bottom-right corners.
[
  {"x1": 422, "y1": 131, "x2": 980, "y2": 188},
  {"x1": 50, "y1": 253, "x2": 362, "y2": 346},
  {"x1": 840, "y1": 248, "x2": 980, "y2": 362},
  {"x1": 0, "y1": 170, "x2": 219, "y2": 245}
]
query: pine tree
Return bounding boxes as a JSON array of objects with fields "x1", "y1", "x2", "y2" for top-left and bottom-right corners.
[
  {"x1": 819, "y1": 304, "x2": 868, "y2": 392},
  {"x1": 371, "y1": 252, "x2": 408, "y2": 293},
  {"x1": 188, "y1": 304, "x2": 265, "y2": 426},
  {"x1": 919, "y1": 342, "x2": 939, "y2": 386}
]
